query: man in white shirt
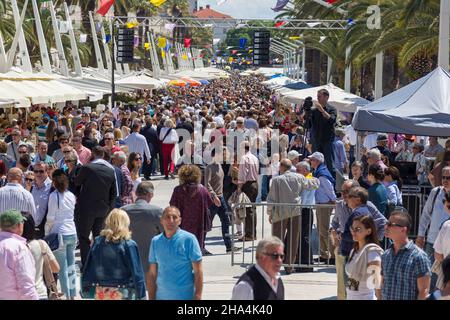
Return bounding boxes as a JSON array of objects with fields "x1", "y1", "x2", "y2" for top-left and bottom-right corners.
[
  {"x1": 231, "y1": 237, "x2": 285, "y2": 300},
  {"x1": 0, "y1": 168, "x2": 36, "y2": 219},
  {"x1": 124, "y1": 120, "x2": 151, "y2": 166}
]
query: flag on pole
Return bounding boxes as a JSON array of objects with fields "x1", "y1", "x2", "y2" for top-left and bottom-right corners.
[
  {"x1": 97, "y1": 0, "x2": 115, "y2": 17},
  {"x1": 184, "y1": 38, "x2": 192, "y2": 48},
  {"x1": 271, "y1": 0, "x2": 289, "y2": 12},
  {"x1": 157, "y1": 37, "x2": 167, "y2": 48},
  {"x1": 274, "y1": 21, "x2": 288, "y2": 28},
  {"x1": 164, "y1": 23, "x2": 176, "y2": 32},
  {"x1": 150, "y1": 0, "x2": 167, "y2": 7},
  {"x1": 239, "y1": 38, "x2": 247, "y2": 49}
]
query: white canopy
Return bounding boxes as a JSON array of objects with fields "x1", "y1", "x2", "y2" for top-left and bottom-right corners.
[
  {"x1": 262, "y1": 76, "x2": 297, "y2": 88},
  {"x1": 353, "y1": 67, "x2": 450, "y2": 135},
  {"x1": 281, "y1": 83, "x2": 370, "y2": 113},
  {"x1": 116, "y1": 73, "x2": 165, "y2": 89}
]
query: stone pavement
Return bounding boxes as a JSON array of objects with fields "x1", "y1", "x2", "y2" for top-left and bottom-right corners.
[{"x1": 149, "y1": 176, "x2": 338, "y2": 300}]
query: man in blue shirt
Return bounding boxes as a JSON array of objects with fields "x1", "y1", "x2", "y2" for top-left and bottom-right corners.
[
  {"x1": 148, "y1": 206, "x2": 203, "y2": 300},
  {"x1": 309, "y1": 152, "x2": 336, "y2": 264},
  {"x1": 381, "y1": 211, "x2": 431, "y2": 300}
]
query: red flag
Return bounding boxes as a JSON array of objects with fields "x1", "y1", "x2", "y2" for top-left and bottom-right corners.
[
  {"x1": 274, "y1": 21, "x2": 287, "y2": 28},
  {"x1": 184, "y1": 38, "x2": 192, "y2": 48},
  {"x1": 326, "y1": 0, "x2": 339, "y2": 3},
  {"x1": 97, "y1": 0, "x2": 115, "y2": 17}
]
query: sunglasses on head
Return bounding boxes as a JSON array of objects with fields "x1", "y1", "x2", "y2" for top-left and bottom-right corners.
[{"x1": 263, "y1": 252, "x2": 284, "y2": 260}]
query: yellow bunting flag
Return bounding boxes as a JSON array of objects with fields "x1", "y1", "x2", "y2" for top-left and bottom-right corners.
[
  {"x1": 228, "y1": 57, "x2": 233, "y2": 64},
  {"x1": 161, "y1": 50, "x2": 166, "y2": 58},
  {"x1": 144, "y1": 42, "x2": 151, "y2": 50},
  {"x1": 157, "y1": 37, "x2": 166, "y2": 48},
  {"x1": 289, "y1": 36, "x2": 301, "y2": 40},
  {"x1": 126, "y1": 22, "x2": 139, "y2": 29},
  {"x1": 182, "y1": 54, "x2": 188, "y2": 61},
  {"x1": 150, "y1": 0, "x2": 166, "y2": 7},
  {"x1": 248, "y1": 49, "x2": 253, "y2": 53}
]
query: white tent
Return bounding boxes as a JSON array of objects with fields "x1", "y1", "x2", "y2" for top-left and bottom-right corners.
[
  {"x1": 281, "y1": 83, "x2": 370, "y2": 113},
  {"x1": 353, "y1": 67, "x2": 450, "y2": 135},
  {"x1": 262, "y1": 76, "x2": 297, "y2": 88},
  {"x1": 116, "y1": 73, "x2": 165, "y2": 90}
]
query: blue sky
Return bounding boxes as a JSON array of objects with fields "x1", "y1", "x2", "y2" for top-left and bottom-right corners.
[{"x1": 197, "y1": 0, "x2": 278, "y2": 19}]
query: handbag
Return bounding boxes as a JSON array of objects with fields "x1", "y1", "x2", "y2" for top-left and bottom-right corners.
[
  {"x1": 43, "y1": 233, "x2": 60, "y2": 251},
  {"x1": 38, "y1": 240, "x2": 65, "y2": 300}
]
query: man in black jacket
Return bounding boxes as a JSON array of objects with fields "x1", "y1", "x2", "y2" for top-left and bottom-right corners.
[
  {"x1": 75, "y1": 146, "x2": 117, "y2": 267},
  {"x1": 231, "y1": 237, "x2": 285, "y2": 300},
  {"x1": 304, "y1": 89, "x2": 337, "y2": 178},
  {"x1": 141, "y1": 116, "x2": 159, "y2": 180}
]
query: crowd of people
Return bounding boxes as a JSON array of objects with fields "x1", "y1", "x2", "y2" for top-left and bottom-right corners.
[{"x1": 0, "y1": 71, "x2": 449, "y2": 300}]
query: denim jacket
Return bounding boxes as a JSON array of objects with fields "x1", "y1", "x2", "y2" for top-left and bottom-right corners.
[{"x1": 81, "y1": 236, "x2": 146, "y2": 299}]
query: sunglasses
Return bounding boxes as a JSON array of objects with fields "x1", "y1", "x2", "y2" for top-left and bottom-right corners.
[
  {"x1": 60, "y1": 141, "x2": 69, "y2": 144},
  {"x1": 386, "y1": 222, "x2": 406, "y2": 228},
  {"x1": 263, "y1": 252, "x2": 285, "y2": 260},
  {"x1": 442, "y1": 176, "x2": 450, "y2": 181},
  {"x1": 63, "y1": 150, "x2": 71, "y2": 154},
  {"x1": 25, "y1": 178, "x2": 34, "y2": 182},
  {"x1": 104, "y1": 138, "x2": 113, "y2": 141},
  {"x1": 18, "y1": 151, "x2": 27, "y2": 154},
  {"x1": 33, "y1": 170, "x2": 45, "y2": 174},
  {"x1": 134, "y1": 157, "x2": 142, "y2": 161},
  {"x1": 350, "y1": 226, "x2": 363, "y2": 233}
]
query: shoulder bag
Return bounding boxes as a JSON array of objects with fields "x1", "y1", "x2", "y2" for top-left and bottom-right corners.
[{"x1": 38, "y1": 240, "x2": 64, "y2": 300}]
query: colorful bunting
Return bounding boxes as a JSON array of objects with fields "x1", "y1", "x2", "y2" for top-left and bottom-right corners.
[
  {"x1": 144, "y1": 42, "x2": 151, "y2": 50},
  {"x1": 97, "y1": 0, "x2": 114, "y2": 17},
  {"x1": 239, "y1": 38, "x2": 247, "y2": 49},
  {"x1": 150, "y1": 0, "x2": 166, "y2": 7},
  {"x1": 182, "y1": 54, "x2": 188, "y2": 61},
  {"x1": 274, "y1": 21, "x2": 288, "y2": 28},
  {"x1": 161, "y1": 50, "x2": 166, "y2": 58},
  {"x1": 184, "y1": 38, "x2": 192, "y2": 48},
  {"x1": 104, "y1": 34, "x2": 111, "y2": 43},
  {"x1": 157, "y1": 37, "x2": 167, "y2": 48},
  {"x1": 164, "y1": 23, "x2": 176, "y2": 32},
  {"x1": 289, "y1": 36, "x2": 301, "y2": 40},
  {"x1": 126, "y1": 22, "x2": 139, "y2": 29},
  {"x1": 271, "y1": 0, "x2": 289, "y2": 12}
]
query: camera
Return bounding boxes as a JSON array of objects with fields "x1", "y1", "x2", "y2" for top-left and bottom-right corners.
[{"x1": 303, "y1": 96, "x2": 315, "y2": 112}]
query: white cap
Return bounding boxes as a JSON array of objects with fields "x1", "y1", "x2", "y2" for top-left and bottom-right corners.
[
  {"x1": 308, "y1": 152, "x2": 325, "y2": 163},
  {"x1": 287, "y1": 150, "x2": 301, "y2": 160}
]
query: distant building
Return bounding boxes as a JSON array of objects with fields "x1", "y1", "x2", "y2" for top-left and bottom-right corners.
[
  {"x1": 193, "y1": 5, "x2": 233, "y2": 45},
  {"x1": 187, "y1": 0, "x2": 198, "y2": 14}
]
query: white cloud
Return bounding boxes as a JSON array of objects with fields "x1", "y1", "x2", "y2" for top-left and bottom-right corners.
[{"x1": 197, "y1": 0, "x2": 278, "y2": 19}]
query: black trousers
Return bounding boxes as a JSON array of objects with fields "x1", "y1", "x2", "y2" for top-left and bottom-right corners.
[
  {"x1": 242, "y1": 181, "x2": 258, "y2": 239},
  {"x1": 295, "y1": 208, "x2": 314, "y2": 265},
  {"x1": 75, "y1": 213, "x2": 106, "y2": 269}
]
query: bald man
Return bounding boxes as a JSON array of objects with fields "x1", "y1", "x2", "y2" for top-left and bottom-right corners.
[{"x1": 0, "y1": 168, "x2": 36, "y2": 219}]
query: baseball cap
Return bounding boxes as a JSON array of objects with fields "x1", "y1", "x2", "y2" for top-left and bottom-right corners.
[
  {"x1": 287, "y1": 150, "x2": 301, "y2": 160},
  {"x1": 377, "y1": 134, "x2": 388, "y2": 142},
  {"x1": 308, "y1": 152, "x2": 325, "y2": 163},
  {"x1": 0, "y1": 210, "x2": 26, "y2": 229}
]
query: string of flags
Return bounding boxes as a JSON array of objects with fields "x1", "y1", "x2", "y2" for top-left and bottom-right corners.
[{"x1": 149, "y1": 0, "x2": 167, "y2": 7}]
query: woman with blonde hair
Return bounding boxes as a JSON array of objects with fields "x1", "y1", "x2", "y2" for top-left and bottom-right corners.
[
  {"x1": 170, "y1": 165, "x2": 213, "y2": 255},
  {"x1": 81, "y1": 209, "x2": 146, "y2": 300},
  {"x1": 159, "y1": 118, "x2": 178, "y2": 180}
]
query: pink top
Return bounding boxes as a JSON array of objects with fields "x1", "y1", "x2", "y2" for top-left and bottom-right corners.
[
  {"x1": 76, "y1": 145, "x2": 92, "y2": 165},
  {"x1": 0, "y1": 231, "x2": 38, "y2": 300},
  {"x1": 238, "y1": 152, "x2": 259, "y2": 184}
]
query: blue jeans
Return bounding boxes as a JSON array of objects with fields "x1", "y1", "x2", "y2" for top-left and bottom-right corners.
[
  {"x1": 209, "y1": 195, "x2": 232, "y2": 250},
  {"x1": 53, "y1": 234, "x2": 78, "y2": 299},
  {"x1": 425, "y1": 242, "x2": 438, "y2": 291}
]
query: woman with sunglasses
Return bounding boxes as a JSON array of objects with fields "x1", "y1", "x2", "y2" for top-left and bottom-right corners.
[
  {"x1": 433, "y1": 190, "x2": 450, "y2": 291},
  {"x1": 345, "y1": 215, "x2": 383, "y2": 300},
  {"x1": 127, "y1": 152, "x2": 143, "y2": 202},
  {"x1": 24, "y1": 171, "x2": 35, "y2": 192}
]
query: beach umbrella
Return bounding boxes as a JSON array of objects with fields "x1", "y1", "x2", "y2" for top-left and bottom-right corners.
[
  {"x1": 180, "y1": 77, "x2": 201, "y2": 87},
  {"x1": 199, "y1": 79, "x2": 210, "y2": 85},
  {"x1": 168, "y1": 79, "x2": 187, "y2": 87}
]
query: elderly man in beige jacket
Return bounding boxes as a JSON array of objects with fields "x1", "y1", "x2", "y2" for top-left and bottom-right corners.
[{"x1": 267, "y1": 159, "x2": 320, "y2": 274}]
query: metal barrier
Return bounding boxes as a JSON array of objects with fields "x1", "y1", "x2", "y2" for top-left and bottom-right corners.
[
  {"x1": 229, "y1": 202, "x2": 336, "y2": 270},
  {"x1": 401, "y1": 185, "x2": 433, "y2": 239}
]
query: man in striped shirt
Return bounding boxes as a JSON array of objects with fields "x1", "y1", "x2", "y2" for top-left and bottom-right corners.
[
  {"x1": 0, "y1": 168, "x2": 36, "y2": 220},
  {"x1": 36, "y1": 117, "x2": 48, "y2": 143},
  {"x1": 124, "y1": 120, "x2": 151, "y2": 166}
]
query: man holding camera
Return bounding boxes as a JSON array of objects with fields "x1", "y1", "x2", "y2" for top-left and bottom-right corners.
[{"x1": 304, "y1": 89, "x2": 337, "y2": 179}]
